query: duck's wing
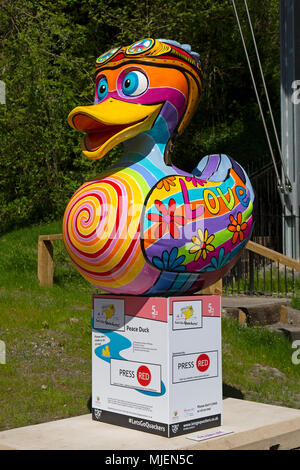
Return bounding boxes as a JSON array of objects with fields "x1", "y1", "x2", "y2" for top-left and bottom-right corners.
[{"x1": 141, "y1": 154, "x2": 255, "y2": 276}]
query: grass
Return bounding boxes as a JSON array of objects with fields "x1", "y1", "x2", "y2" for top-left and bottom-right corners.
[
  {"x1": 222, "y1": 318, "x2": 300, "y2": 409},
  {"x1": 0, "y1": 221, "x2": 300, "y2": 431},
  {"x1": 291, "y1": 293, "x2": 300, "y2": 311},
  {"x1": 0, "y1": 220, "x2": 94, "y2": 430}
]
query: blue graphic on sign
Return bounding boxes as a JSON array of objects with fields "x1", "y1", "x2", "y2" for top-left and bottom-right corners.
[{"x1": 94, "y1": 329, "x2": 166, "y2": 397}]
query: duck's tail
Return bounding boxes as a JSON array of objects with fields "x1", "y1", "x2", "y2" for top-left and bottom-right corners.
[
  {"x1": 193, "y1": 152, "x2": 256, "y2": 219},
  {"x1": 193, "y1": 153, "x2": 244, "y2": 182}
]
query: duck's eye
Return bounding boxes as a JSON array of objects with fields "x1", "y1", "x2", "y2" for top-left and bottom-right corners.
[
  {"x1": 122, "y1": 71, "x2": 148, "y2": 96},
  {"x1": 97, "y1": 77, "x2": 108, "y2": 101}
]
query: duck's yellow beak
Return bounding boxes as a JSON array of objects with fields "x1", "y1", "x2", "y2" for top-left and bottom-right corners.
[{"x1": 68, "y1": 98, "x2": 163, "y2": 160}]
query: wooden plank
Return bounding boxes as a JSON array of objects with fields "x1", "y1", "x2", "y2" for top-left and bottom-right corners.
[
  {"x1": 238, "y1": 309, "x2": 247, "y2": 324},
  {"x1": 201, "y1": 279, "x2": 223, "y2": 309},
  {"x1": 246, "y1": 240, "x2": 300, "y2": 271},
  {"x1": 38, "y1": 238, "x2": 54, "y2": 286},
  {"x1": 39, "y1": 234, "x2": 63, "y2": 241},
  {"x1": 202, "y1": 279, "x2": 223, "y2": 298}
]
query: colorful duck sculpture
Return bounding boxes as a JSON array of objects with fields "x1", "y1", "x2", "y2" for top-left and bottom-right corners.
[{"x1": 63, "y1": 38, "x2": 255, "y2": 296}]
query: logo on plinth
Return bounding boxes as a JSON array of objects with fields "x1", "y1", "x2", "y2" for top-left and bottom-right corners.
[{"x1": 93, "y1": 298, "x2": 125, "y2": 331}]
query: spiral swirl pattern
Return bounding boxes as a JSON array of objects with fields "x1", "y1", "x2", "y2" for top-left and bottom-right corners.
[{"x1": 63, "y1": 168, "x2": 159, "y2": 294}]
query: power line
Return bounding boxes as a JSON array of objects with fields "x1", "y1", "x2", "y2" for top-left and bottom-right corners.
[
  {"x1": 231, "y1": 0, "x2": 288, "y2": 193},
  {"x1": 243, "y1": 0, "x2": 291, "y2": 191}
]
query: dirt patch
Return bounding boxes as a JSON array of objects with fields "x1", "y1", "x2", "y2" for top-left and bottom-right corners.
[{"x1": 250, "y1": 363, "x2": 286, "y2": 379}]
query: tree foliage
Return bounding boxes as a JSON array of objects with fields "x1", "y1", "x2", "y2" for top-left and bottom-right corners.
[{"x1": 0, "y1": 0, "x2": 280, "y2": 232}]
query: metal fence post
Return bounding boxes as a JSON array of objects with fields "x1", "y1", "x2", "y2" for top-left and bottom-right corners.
[{"x1": 249, "y1": 251, "x2": 255, "y2": 295}]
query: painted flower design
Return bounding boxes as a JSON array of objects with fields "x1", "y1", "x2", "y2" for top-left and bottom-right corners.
[
  {"x1": 189, "y1": 228, "x2": 215, "y2": 261},
  {"x1": 200, "y1": 247, "x2": 232, "y2": 272},
  {"x1": 157, "y1": 176, "x2": 176, "y2": 192},
  {"x1": 227, "y1": 212, "x2": 247, "y2": 244},
  {"x1": 152, "y1": 247, "x2": 186, "y2": 272},
  {"x1": 147, "y1": 199, "x2": 185, "y2": 239},
  {"x1": 185, "y1": 176, "x2": 207, "y2": 187}
]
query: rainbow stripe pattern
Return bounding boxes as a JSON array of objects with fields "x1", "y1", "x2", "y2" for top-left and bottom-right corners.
[
  {"x1": 63, "y1": 167, "x2": 161, "y2": 294},
  {"x1": 64, "y1": 38, "x2": 255, "y2": 295}
]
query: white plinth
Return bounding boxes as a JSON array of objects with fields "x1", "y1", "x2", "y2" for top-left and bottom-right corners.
[{"x1": 1, "y1": 398, "x2": 300, "y2": 450}]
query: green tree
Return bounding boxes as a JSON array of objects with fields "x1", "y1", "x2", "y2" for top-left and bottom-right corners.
[{"x1": 0, "y1": 0, "x2": 280, "y2": 232}]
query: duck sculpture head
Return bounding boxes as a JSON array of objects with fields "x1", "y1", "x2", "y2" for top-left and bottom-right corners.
[
  {"x1": 68, "y1": 38, "x2": 202, "y2": 163},
  {"x1": 63, "y1": 38, "x2": 255, "y2": 296}
]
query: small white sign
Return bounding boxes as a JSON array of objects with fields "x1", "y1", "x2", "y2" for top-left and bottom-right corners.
[
  {"x1": 0, "y1": 340, "x2": 5, "y2": 364},
  {"x1": 186, "y1": 428, "x2": 233, "y2": 442},
  {"x1": 93, "y1": 298, "x2": 125, "y2": 331},
  {"x1": 172, "y1": 300, "x2": 202, "y2": 330},
  {"x1": 172, "y1": 350, "x2": 218, "y2": 383},
  {"x1": 110, "y1": 358, "x2": 161, "y2": 393}
]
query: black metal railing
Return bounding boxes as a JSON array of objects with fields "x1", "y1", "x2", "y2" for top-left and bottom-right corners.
[
  {"x1": 223, "y1": 162, "x2": 300, "y2": 296},
  {"x1": 223, "y1": 245, "x2": 299, "y2": 296},
  {"x1": 248, "y1": 162, "x2": 283, "y2": 254}
]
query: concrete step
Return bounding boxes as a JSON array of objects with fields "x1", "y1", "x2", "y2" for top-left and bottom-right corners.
[
  {"x1": 1, "y1": 398, "x2": 300, "y2": 450},
  {"x1": 222, "y1": 296, "x2": 300, "y2": 330},
  {"x1": 266, "y1": 323, "x2": 300, "y2": 342}
]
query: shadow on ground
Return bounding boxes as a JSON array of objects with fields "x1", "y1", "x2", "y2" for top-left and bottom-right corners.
[
  {"x1": 223, "y1": 383, "x2": 244, "y2": 400},
  {"x1": 87, "y1": 395, "x2": 92, "y2": 412}
]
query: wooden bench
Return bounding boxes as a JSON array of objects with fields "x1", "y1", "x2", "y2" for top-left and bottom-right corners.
[{"x1": 37, "y1": 235, "x2": 300, "y2": 289}]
